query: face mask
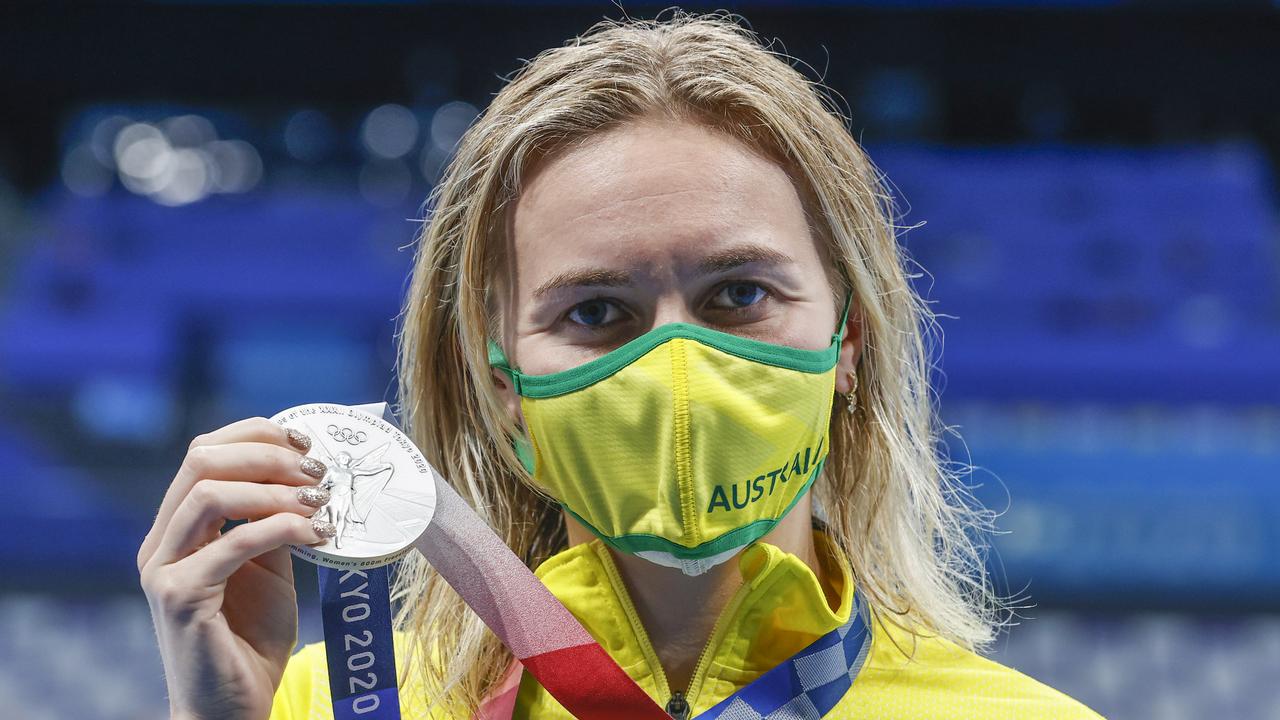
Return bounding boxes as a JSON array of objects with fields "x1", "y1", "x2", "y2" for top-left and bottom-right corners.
[{"x1": 488, "y1": 295, "x2": 849, "y2": 575}]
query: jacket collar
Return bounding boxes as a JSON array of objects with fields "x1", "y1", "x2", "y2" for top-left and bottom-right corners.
[{"x1": 532, "y1": 530, "x2": 854, "y2": 713}]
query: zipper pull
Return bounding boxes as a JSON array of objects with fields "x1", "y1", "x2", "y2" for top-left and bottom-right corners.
[{"x1": 665, "y1": 690, "x2": 690, "y2": 720}]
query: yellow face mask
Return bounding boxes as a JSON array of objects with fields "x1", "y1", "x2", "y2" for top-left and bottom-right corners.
[{"x1": 489, "y1": 295, "x2": 848, "y2": 575}]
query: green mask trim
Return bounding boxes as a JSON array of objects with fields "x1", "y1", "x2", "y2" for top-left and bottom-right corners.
[
  {"x1": 514, "y1": 433, "x2": 536, "y2": 474},
  {"x1": 559, "y1": 455, "x2": 825, "y2": 559},
  {"x1": 488, "y1": 292, "x2": 852, "y2": 400}
]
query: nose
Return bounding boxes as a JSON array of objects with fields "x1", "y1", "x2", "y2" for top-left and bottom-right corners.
[{"x1": 650, "y1": 294, "x2": 700, "y2": 330}]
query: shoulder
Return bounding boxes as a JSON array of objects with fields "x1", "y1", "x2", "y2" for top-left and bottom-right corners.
[
  {"x1": 844, "y1": 618, "x2": 1106, "y2": 719},
  {"x1": 270, "y1": 634, "x2": 462, "y2": 720}
]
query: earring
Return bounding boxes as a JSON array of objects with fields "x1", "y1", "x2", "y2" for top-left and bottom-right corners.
[{"x1": 844, "y1": 370, "x2": 859, "y2": 414}]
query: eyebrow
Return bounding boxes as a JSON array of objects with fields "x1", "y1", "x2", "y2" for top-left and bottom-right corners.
[
  {"x1": 530, "y1": 243, "x2": 795, "y2": 299},
  {"x1": 532, "y1": 267, "x2": 633, "y2": 298},
  {"x1": 695, "y1": 244, "x2": 794, "y2": 275}
]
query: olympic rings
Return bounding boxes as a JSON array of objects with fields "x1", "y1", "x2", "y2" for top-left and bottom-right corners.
[{"x1": 326, "y1": 424, "x2": 367, "y2": 445}]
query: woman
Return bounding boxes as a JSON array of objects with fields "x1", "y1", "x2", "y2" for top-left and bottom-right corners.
[{"x1": 139, "y1": 12, "x2": 1103, "y2": 720}]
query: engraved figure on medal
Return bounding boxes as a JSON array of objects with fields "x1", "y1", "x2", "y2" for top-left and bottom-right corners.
[{"x1": 306, "y1": 429, "x2": 394, "y2": 549}]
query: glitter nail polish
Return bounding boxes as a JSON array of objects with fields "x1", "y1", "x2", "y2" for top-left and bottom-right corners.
[
  {"x1": 297, "y1": 485, "x2": 330, "y2": 508},
  {"x1": 299, "y1": 456, "x2": 327, "y2": 480},
  {"x1": 285, "y1": 427, "x2": 312, "y2": 453}
]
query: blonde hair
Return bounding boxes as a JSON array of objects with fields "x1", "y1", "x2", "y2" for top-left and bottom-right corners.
[{"x1": 393, "y1": 10, "x2": 998, "y2": 713}]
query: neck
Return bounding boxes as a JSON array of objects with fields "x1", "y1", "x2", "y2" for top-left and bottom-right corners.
[{"x1": 562, "y1": 495, "x2": 823, "y2": 695}]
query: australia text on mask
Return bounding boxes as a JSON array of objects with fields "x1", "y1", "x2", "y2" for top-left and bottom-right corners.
[{"x1": 705, "y1": 437, "x2": 826, "y2": 514}]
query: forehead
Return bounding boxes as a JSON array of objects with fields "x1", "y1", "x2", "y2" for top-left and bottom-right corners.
[{"x1": 506, "y1": 117, "x2": 818, "y2": 281}]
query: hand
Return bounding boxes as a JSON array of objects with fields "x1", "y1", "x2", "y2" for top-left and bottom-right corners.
[{"x1": 138, "y1": 417, "x2": 334, "y2": 720}]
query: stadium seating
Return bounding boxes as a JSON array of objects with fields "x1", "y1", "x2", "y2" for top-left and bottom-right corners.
[
  {"x1": 872, "y1": 143, "x2": 1280, "y2": 404},
  {"x1": 1, "y1": 594, "x2": 1274, "y2": 720}
]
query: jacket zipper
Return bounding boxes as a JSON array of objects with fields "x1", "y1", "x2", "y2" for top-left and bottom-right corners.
[
  {"x1": 665, "y1": 690, "x2": 691, "y2": 719},
  {"x1": 594, "y1": 543, "x2": 753, "y2": 716},
  {"x1": 662, "y1": 578, "x2": 751, "y2": 716}
]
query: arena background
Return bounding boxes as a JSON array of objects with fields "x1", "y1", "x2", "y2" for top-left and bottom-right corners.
[{"x1": 1, "y1": 1, "x2": 1278, "y2": 718}]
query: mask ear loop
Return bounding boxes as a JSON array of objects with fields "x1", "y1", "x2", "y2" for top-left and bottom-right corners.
[
  {"x1": 833, "y1": 290, "x2": 859, "y2": 414},
  {"x1": 487, "y1": 339, "x2": 524, "y2": 396},
  {"x1": 833, "y1": 290, "x2": 854, "y2": 344},
  {"x1": 487, "y1": 339, "x2": 536, "y2": 473}
]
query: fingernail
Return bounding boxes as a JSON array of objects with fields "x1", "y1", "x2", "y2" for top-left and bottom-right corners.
[
  {"x1": 286, "y1": 428, "x2": 312, "y2": 453},
  {"x1": 311, "y1": 519, "x2": 337, "y2": 539},
  {"x1": 297, "y1": 485, "x2": 330, "y2": 508},
  {"x1": 299, "y1": 456, "x2": 327, "y2": 480}
]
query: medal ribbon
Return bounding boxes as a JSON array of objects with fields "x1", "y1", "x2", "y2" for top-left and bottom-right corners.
[
  {"x1": 318, "y1": 565, "x2": 401, "y2": 720},
  {"x1": 485, "y1": 597, "x2": 870, "y2": 720},
  {"x1": 413, "y1": 475, "x2": 669, "y2": 719},
  {"x1": 696, "y1": 610, "x2": 870, "y2": 719}
]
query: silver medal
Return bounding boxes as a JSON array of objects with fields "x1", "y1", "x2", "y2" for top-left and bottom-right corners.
[{"x1": 270, "y1": 402, "x2": 437, "y2": 569}]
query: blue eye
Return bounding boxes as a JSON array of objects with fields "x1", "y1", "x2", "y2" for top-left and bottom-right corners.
[
  {"x1": 568, "y1": 299, "x2": 621, "y2": 327},
  {"x1": 711, "y1": 282, "x2": 767, "y2": 310}
]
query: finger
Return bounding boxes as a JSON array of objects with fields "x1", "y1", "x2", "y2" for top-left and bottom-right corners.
[
  {"x1": 249, "y1": 544, "x2": 295, "y2": 582},
  {"x1": 151, "y1": 479, "x2": 332, "y2": 566},
  {"x1": 180, "y1": 442, "x2": 328, "y2": 487},
  {"x1": 140, "y1": 439, "x2": 327, "y2": 570},
  {"x1": 175, "y1": 512, "x2": 332, "y2": 588},
  {"x1": 190, "y1": 416, "x2": 313, "y2": 454},
  {"x1": 142, "y1": 417, "x2": 308, "y2": 563}
]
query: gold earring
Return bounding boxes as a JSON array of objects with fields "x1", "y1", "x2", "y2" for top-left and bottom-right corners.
[{"x1": 844, "y1": 371, "x2": 858, "y2": 414}]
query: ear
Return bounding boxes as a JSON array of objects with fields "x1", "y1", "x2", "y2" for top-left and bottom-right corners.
[
  {"x1": 490, "y1": 367, "x2": 526, "y2": 427},
  {"x1": 834, "y1": 299, "x2": 864, "y2": 394}
]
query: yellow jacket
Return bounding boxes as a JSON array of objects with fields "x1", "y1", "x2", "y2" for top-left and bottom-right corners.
[{"x1": 271, "y1": 532, "x2": 1103, "y2": 719}]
